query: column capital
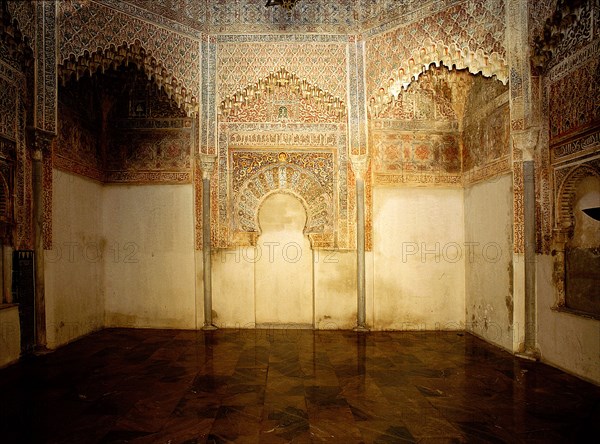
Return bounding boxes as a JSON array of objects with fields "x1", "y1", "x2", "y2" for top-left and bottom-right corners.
[
  {"x1": 349, "y1": 154, "x2": 369, "y2": 180},
  {"x1": 512, "y1": 127, "x2": 540, "y2": 162},
  {"x1": 197, "y1": 153, "x2": 217, "y2": 180},
  {"x1": 27, "y1": 127, "x2": 55, "y2": 159}
]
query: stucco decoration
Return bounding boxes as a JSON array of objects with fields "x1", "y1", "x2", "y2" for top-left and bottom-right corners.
[
  {"x1": 0, "y1": 4, "x2": 34, "y2": 250},
  {"x1": 217, "y1": 40, "x2": 347, "y2": 102},
  {"x1": 58, "y1": 0, "x2": 199, "y2": 112},
  {"x1": 366, "y1": 0, "x2": 508, "y2": 116},
  {"x1": 232, "y1": 151, "x2": 334, "y2": 247},
  {"x1": 531, "y1": 0, "x2": 595, "y2": 73},
  {"x1": 218, "y1": 67, "x2": 346, "y2": 123},
  {"x1": 215, "y1": 123, "x2": 353, "y2": 250},
  {"x1": 56, "y1": 66, "x2": 194, "y2": 184},
  {"x1": 58, "y1": 40, "x2": 198, "y2": 116},
  {"x1": 374, "y1": 67, "x2": 473, "y2": 187}
]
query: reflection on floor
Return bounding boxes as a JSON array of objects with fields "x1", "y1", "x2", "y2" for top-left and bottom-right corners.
[{"x1": 1, "y1": 328, "x2": 599, "y2": 443}]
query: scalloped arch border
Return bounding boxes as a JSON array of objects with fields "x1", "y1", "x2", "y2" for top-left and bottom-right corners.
[
  {"x1": 234, "y1": 162, "x2": 333, "y2": 238},
  {"x1": 555, "y1": 164, "x2": 600, "y2": 231},
  {"x1": 369, "y1": 40, "x2": 508, "y2": 116},
  {"x1": 57, "y1": 40, "x2": 198, "y2": 116}
]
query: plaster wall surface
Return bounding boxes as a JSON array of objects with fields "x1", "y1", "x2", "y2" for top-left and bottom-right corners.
[
  {"x1": 103, "y1": 184, "x2": 195, "y2": 329},
  {"x1": 314, "y1": 250, "x2": 357, "y2": 330},
  {"x1": 464, "y1": 174, "x2": 514, "y2": 351},
  {"x1": 212, "y1": 248, "x2": 256, "y2": 329},
  {"x1": 45, "y1": 170, "x2": 104, "y2": 348},
  {"x1": 373, "y1": 187, "x2": 466, "y2": 330},
  {"x1": 537, "y1": 254, "x2": 600, "y2": 384}
]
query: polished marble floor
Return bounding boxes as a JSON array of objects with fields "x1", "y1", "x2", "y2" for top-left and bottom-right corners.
[{"x1": 0, "y1": 328, "x2": 599, "y2": 443}]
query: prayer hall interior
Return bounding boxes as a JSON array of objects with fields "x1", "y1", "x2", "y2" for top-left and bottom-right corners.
[{"x1": 0, "y1": 0, "x2": 599, "y2": 442}]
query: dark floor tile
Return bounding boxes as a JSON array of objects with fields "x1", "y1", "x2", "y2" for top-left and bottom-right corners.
[
  {"x1": 1, "y1": 328, "x2": 599, "y2": 444},
  {"x1": 261, "y1": 404, "x2": 309, "y2": 442},
  {"x1": 99, "y1": 429, "x2": 154, "y2": 444}
]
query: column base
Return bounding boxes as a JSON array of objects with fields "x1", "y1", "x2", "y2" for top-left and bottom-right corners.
[
  {"x1": 516, "y1": 349, "x2": 540, "y2": 361},
  {"x1": 353, "y1": 325, "x2": 370, "y2": 333},
  {"x1": 33, "y1": 345, "x2": 52, "y2": 355}
]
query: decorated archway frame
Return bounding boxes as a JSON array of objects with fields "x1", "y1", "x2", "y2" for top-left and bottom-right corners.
[
  {"x1": 232, "y1": 150, "x2": 335, "y2": 248},
  {"x1": 215, "y1": 122, "x2": 354, "y2": 250}
]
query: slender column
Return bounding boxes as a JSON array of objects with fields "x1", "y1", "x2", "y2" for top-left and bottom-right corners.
[
  {"x1": 523, "y1": 160, "x2": 536, "y2": 351},
  {"x1": 513, "y1": 128, "x2": 540, "y2": 358},
  {"x1": 30, "y1": 130, "x2": 54, "y2": 350},
  {"x1": 199, "y1": 154, "x2": 217, "y2": 330},
  {"x1": 351, "y1": 155, "x2": 369, "y2": 332}
]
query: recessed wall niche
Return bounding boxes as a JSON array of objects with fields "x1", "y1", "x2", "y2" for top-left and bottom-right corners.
[
  {"x1": 57, "y1": 65, "x2": 194, "y2": 184},
  {"x1": 565, "y1": 175, "x2": 600, "y2": 317}
]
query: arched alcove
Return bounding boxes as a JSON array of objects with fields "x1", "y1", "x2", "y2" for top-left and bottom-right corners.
[
  {"x1": 50, "y1": 52, "x2": 197, "y2": 343},
  {"x1": 254, "y1": 192, "x2": 313, "y2": 327},
  {"x1": 552, "y1": 164, "x2": 600, "y2": 311},
  {"x1": 369, "y1": 50, "x2": 507, "y2": 118},
  {"x1": 564, "y1": 175, "x2": 600, "y2": 317}
]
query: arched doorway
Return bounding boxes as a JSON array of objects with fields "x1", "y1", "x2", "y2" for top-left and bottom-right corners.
[{"x1": 255, "y1": 192, "x2": 313, "y2": 327}]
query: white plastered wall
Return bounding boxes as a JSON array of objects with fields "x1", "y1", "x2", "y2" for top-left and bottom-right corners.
[
  {"x1": 372, "y1": 187, "x2": 466, "y2": 330},
  {"x1": 464, "y1": 173, "x2": 515, "y2": 351},
  {"x1": 45, "y1": 170, "x2": 104, "y2": 348},
  {"x1": 102, "y1": 184, "x2": 196, "y2": 329},
  {"x1": 536, "y1": 255, "x2": 600, "y2": 384}
]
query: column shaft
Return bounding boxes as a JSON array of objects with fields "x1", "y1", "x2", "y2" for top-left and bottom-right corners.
[
  {"x1": 202, "y1": 177, "x2": 215, "y2": 329},
  {"x1": 523, "y1": 160, "x2": 536, "y2": 351},
  {"x1": 32, "y1": 154, "x2": 47, "y2": 349},
  {"x1": 356, "y1": 178, "x2": 366, "y2": 330}
]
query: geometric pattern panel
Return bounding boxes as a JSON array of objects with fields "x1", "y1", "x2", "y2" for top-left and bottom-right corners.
[
  {"x1": 549, "y1": 55, "x2": 600, "y2": 142},
  {"x1": 217, "y1": 41, "x2": 347, "y2": 102}
]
